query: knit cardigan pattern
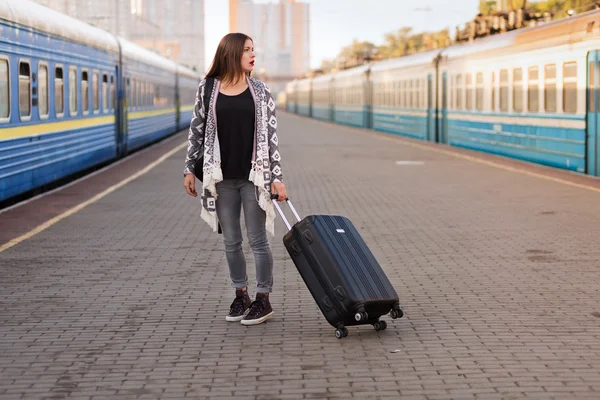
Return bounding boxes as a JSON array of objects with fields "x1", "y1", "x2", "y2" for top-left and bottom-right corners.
[{"x1": 184, "y1": 76, "x2": 283, "y2": 236}]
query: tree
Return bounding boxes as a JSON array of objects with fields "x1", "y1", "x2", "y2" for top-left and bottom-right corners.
[
  {"x1": 335, "y1": 39, "x2": 378, "y2": 68},
  {"x1": 378, "y1": 27, "x2": 413, "y2": 59},
  {"x1": 479, "y1": 0, "x2": 497, "y2": 15}
]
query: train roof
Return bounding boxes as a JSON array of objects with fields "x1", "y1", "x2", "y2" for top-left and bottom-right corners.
[
  {"x1": 0, "y1": 0, "x2": 119, "y2": 53},
  {"x1": 331, "y1": 63, "x2": 372, "y2": 79},
  {"x1": 119, "y1": 39, "x2": 178, "y2": 72},
  {"x1": 311, "y1": 73, "x2": 334, "y2": 83},
  {"x1": 176, "y1": 64, "x2": 202, "y2": 80},
  {"x1": 443, "y1": 8, "x2": 600, "y2": 60},
  {"x1": 370, "y1": 49, "x2": 442, "y2": 72},
  {"x1": 294, "y1": 77, "x2": 312, "y2": 87}
]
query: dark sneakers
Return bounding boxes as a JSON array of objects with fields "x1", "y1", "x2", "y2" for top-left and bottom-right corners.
[
  {"x1": 241, "y1": 293, "x2": 274, "y2": 326},
  {"x1": 226, "y1": 289, "x2": 252, "y2": 322}
]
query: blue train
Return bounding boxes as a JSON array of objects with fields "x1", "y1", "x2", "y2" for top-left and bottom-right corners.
[
  {"x1": 0, "y1": 0, "x2": 200, "y2": 204},
  {"x1": 286, "y1": 9, "x2": 600, "y2": 177}
]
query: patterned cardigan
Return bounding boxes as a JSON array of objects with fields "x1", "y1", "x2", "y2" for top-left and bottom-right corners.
[{"x1": 184, "y1": 76, "x2": 283, "y2": 236}]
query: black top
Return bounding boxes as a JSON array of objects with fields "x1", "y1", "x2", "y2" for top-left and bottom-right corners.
[{"x1": 216, "y1": 87, "x2": 255, "y2": 180}]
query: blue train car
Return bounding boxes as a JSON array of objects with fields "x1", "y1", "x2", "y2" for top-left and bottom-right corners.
[
  {"x1": 0, "y1": 0, "x2": 120, "y2": 202},
  {"x1": 120, "y1": 39, "x2": 178, "y2": 153},
  {"x1": 286, "y1": 8, "x2": 600, "y2": 177},
  {"x1": 295, "y1": 78, "x2": 312, "y2": 117},
  {"x1": 332, "y1": 65, "x2": 371, "y2": 128},
  {"x1": 311, "y1": 74, "x2": 333, "y2": 122},
  {"x1": 370, "y1": 51, "x2": 438, "y2": 141},
  {"x1": 440, "y1": 19, "x2": 592, "y2": 174},
  {"x1": 177, "y1": 65, "x2": 200, "y2": 131},
  {"x1": 285, "y1": 81, "x2": 297, "y2": 113},
  {"x1": 0, "y1": 0, "x2": 200, "y2": 204}
]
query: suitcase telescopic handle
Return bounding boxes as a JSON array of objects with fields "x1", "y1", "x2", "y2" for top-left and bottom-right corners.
[{"x1": 270, "y1": 194, "x2": 301, "y2": 231}]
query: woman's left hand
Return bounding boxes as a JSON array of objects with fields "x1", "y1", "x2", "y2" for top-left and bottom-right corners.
[{"x1": 271, "y1": 182, "x2": 287, "y2": 202}]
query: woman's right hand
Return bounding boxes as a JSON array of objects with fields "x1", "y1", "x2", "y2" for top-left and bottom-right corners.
[{"x1": 184, "y1": 173, "x2": 197, "y2": 197}]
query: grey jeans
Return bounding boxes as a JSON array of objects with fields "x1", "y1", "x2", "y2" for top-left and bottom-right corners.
[{"x1": 215, "y1": 179, "x2": 274, "y2": 293}]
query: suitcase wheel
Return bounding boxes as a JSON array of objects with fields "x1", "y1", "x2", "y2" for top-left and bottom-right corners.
[
  {"x1": 335, "y1": 326, "x2": 349, "y2": 339},
  {"x1": 390, "y1": 308, "x2": 404, "y2": 319},
  {"x1": 373, "y1": 320, "x2": 387, "y2": 332},
  {"x1": 354, "y1": 311, "x2": 368, "y2": 322}
]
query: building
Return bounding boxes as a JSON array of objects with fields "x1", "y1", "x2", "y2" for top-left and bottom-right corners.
[
  {"x1": 229, "y1": 0, "x2": 310, "y2": 92},
  {"x1": 32, "y1": 0, "x2": 205, "y2": 72}
]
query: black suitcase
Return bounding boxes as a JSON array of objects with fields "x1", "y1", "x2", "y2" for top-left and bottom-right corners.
[{"x1": 272, "y1": 197, "x2": 404, "y2": 339}]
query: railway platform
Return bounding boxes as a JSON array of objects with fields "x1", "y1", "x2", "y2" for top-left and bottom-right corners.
[{"x1": 1, "y1": 113, "x2": 600, "y2": 399}]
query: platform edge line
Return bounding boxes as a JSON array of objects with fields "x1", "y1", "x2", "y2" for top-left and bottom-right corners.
[{"x1": 0, "y1": 141, "x2": 188, "y2": 253}]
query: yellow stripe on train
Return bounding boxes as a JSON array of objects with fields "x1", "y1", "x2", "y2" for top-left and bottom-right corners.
[
  {"x1": 0, "y1": 105, "x2": 196, "y2": 140},
  {"x1": 128, "y1": 104, "x2": 194, "y2": 119},
  {"x1": 0, "y1": 116, "x2": 115, "y2": 140}
]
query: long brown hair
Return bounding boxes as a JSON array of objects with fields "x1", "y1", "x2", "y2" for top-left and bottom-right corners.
[{"x1": 206, "y1": 33, "x2": 253, "y2": 86}]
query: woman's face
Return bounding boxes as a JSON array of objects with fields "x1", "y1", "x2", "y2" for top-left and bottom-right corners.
[{"x1": 241, "y1": 38, "x2": 255, "y2": 74}]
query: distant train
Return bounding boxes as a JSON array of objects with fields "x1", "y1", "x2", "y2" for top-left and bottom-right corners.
[
  {"x1": 286, "y1": 8, "x2": 600, "y2": 177},
  {"x1": 0, "y1": 0, "x2": 200, "y2": 204}
]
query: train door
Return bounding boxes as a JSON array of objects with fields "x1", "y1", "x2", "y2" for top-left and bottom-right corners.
[
  {"x1": 115, "y1": 65, "x2": 124, "y2": 157},
  {"x1": 440, "y1": 71, "x2": 449, "y2": 144},
  {"x1": 365, "y1": 72, "x2": 373, "y2": 129},
  {"x1": 175, "y1": 72, "x2": 181, "y2": 131},
  {"x1": 330, "y1": 82, "x2": 335, "y2": 122},
  {"x1": 118, "y1": 71, "x2": 129, "y2": 157},
  {"x1": 331, "y1": 84, "x2": 336, "y2": 122},
  {"x1": 427, "y1": 74, "x2": 435, "y2": 141},
  {"x1": 21, "y1": 60, "x2": 38, "y2": 124},
  {"x1": 586, "y1": 51, "x2": 600, "y2": 176}
]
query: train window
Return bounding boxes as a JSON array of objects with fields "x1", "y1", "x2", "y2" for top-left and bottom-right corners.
[
  {"x1": 449, "y1": 77, "x2": 454, "y2": 109},
  {"x1": 400, "y1": 81, "x2": 405, "y2": 108},
  {"x1": 528, "y1": 67, "x2": 539, "y2": 112},
  {"x1": 499, "y1": 69, "x2": 508, "y2": 112},
  {"x1": 110, "y1": 75, "x2": 115, "y2": 112},
  {"x1": 513, "y1": 68, "x2": 523, "y2": 112},
  {"x1": 455, "y1": 75, "x2": 462, "y2": 109},
  {"x1": 131, "y1": 79, "x2": 136, "y2": 108},
  {"x1": 0, "y1": 59, "x2": 9, "y2": 119},
  {"x1": 136, "y1": 80, "x2": 140, "y2": 108},
  {"x1": 465, "y1": 73, "x2": 473, "y2": 110},
  {"x1": 92, "y1": 71, "x2": 99, "y2": 112},
  {"x1": 491, "y1": 72, "x2": 496, "y2": 111},
  {"x1": 19, "y1": 61, "x2": 31, "y2": 119},
  {"x1": 142, "y1": 81, "x2": 146, "y2": 106},
  {"x1": 423, "y1": 78, "x2": 427, "y2": 108},
  {"x1": 415, "y1": 80, "x2": 420, "y2": 109},
  {"x1": 82, "y1": 70, "x2": 89, "y2": 114},
  {"x1": 476, "y1": 72, "x2": 484, "y2": 111},
  {"x1": 126, "y1": 78, "x2": 131, "y2": 109},
  {"x1": 102, "y1": 74, "x2": 108, "y2": 112},
  {"x1": 146, "y1": 81, "x2": 150, "y2": 106},
  {"x1": 38, "y1": 64, "x2": 49, "y2": 118},
  {"x1": 563, "y1": 62, "x2": 577, "y2": 113},
  {"x1": 589, "y1": 62, "x2": 595, "y2": 113},
  {"x1": 69, "y1": 67, "x2": 77, "y2": 116},
  {"x1": 55, "y1": 67, "x2": 64, "y2": 116},
  {"x1": 544, "y1": 64, "x2": 557, "y2": 112},
  {"x1": 427, "y1": 77, "x2": 432, "y2": 109}
]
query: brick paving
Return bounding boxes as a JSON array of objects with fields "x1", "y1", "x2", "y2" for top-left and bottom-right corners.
[{"x1": 1, "y1": 112, "x2": 600, "y2": 399}]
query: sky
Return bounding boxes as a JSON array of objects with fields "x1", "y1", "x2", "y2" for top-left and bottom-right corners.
[{"x1": 204, "y1": 0, "x2": 481, "y2": 72}]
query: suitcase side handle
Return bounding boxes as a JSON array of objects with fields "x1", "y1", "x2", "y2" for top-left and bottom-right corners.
[{"x1": 271, "y1": 194, "x2": 301, "y2": 231}]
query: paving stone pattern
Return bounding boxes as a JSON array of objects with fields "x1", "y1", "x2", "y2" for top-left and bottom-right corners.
[{"x1": 1, "y1": 113, "x2": 600, "y2": 399}]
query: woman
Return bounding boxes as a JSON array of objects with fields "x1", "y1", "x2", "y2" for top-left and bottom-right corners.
[{"x1": 183, "y1": 33, "x2": 287, "y2": 326}]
